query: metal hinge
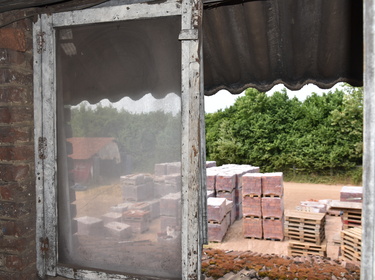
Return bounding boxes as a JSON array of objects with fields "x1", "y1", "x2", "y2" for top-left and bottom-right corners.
[
  {"x1": 40, "y1": 237, "x2": 49, "y2": 254},
  {"x1": 38, "y1": 137, "x2": 47, "y2": 160},
  {"x1": 37, "y1": 31, "x2": 46, "y2": 54}
]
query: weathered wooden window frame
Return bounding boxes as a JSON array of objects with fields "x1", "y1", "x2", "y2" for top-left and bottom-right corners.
[{"x1": 33, "y1": 1, "x2": 205, "y2": 279}]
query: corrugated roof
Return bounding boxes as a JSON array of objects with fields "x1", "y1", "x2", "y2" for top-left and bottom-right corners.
[
  {"x1": 0, "y1": 0, "x2": 363, "y2": 99},
  {"x1": 67, "y1": 137, "x2": 116, "y2": 160}
]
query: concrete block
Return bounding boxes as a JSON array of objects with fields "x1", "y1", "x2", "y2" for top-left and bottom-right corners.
[
  {"x1": 105, "y1": 222, "x2": 132, "y2": 239},
  {"x1": 75, "y1": 216, "x2": 103, "y2": 236},
  {"x1": 101, "y1": 212, "x2": 122, "y2": 224}
]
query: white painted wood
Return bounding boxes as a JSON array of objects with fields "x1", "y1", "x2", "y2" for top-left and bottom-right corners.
[
  {"x1": 56, "y1": 266, "x2": 167, "y2": 280},
  {"x1": 33, "y1": 15, "x2": 46, "y2": 279},
  {"x1": 362, "y1": 1, "x2": 375, "y2": 279},
  {"x1": 180, "y1": 0, "x2": 203, "y2": 278},
  {"x1": 40, "y1": 13, "x2": 58, "y2": 277},
  {"x1": 52, "y1": 0, "x2": 181, "y2": 27}
]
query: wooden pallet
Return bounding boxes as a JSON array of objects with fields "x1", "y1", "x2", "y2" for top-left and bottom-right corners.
[
  {"x1": 285, "y1": 220, "x2": 324, "y2": 231},
  {"x1": 288, "y1": 240, "x2": 327, "y2": 257},
  {"x1": 284, "y1": 210, "x2": 326, "y2": 226},
  {"x1": 340, "y1": 227, "x2": 362, "y2": 262},
  {"x1": 342, "y1": 209, "x2": 362, "y2": 229},
  {"x1": 285, "y1": 231, "x2": 325, "y2": 245}
]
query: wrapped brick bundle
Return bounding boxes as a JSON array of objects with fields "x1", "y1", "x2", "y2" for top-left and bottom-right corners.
[
  {"x1": 121, "y1": 174, "x2": 154, "y2": 202},
  {"x1": 160, "y1": 192, "x2": 181, "y2": 217},
  {"x1": 216, "y1": 171, "x2": 237, "y2": 192},
  {"x1": 76, "y1": 216, "x2": 104, "y2": 236},
  {"x1": 101, "y1": 212, "x2": 122, "y2": 224},
  {"x1": 242, "y1": 196, "x2": 262, "y2": 217},
  {"x1": 242, "y1": 173, "x2": 262, "y2": 196},
  {"x1": 243, "y1": 217, "x2": 263, "y2": 239},
  {"x1": 206, "y1": 168, "x2": 217, "y2": 192},
  {"x1": 261, "y1": 197, "x2": 284, "y2": 219},
  {"x1": 262, "y1": 172, "x2": 283, "y2": 196},
  {"x1": 208, "y1": 214, "x2": 230, "y2": 242},
  {"x1": 105, "y1": 222, "x2": 132, "y2": 239},
  {"x1": 263, "y1": 217, "x2": 284, "y2": 240},
  {"x1": 122, "y1": 210, "x2": 151, "y2": 233},
  {"x1": 207, "y1": 197, "x2": 231, "y2": 222},
  {"x1": 340, "y1": 186, "x2": 363, "y2": 202}
]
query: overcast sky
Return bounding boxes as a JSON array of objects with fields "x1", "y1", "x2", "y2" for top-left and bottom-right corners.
[{"x1": 204, "y1": 83, "x2": 344, "y2": 114}]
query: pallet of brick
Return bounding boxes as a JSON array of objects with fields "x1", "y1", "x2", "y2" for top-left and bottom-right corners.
[
  {"x1": 342, "y1": 209, "x2": 362, "y2": 229},
  {"x1": 208, "y1": 214, "x2": 230, "y2": 242},
  {"x1": 165, "y1": 173, "x2": 181, "y2": 191},
  {"x1": 284, "y1": 210, "x2": 326, "y2": 244},
  {"x1": 243, "y1": 217, "x2": 263, "y2": 239},
  {"x1": 341, "y1": 227, "x2": 362, "y2": 263},
  {"x1": 104, "y1": 221, "x2": 132, "y2": 240},
  {"x1": 261, "y1": 196, "x2": 284, "y2": 219},
  {"x1": 206, "y1": 161, "x2": 217, "y2": 168},
  {"x1": 110, "y1": 202, "x2": 132, "y2": 213},
  {"x1": 288, "y1": 240, "x2": 327, "y2": 257},
  {"x1": 122, "y1": 210, "x2": 151, "y2": 233},
  {"x1": 242, "y1": 173, "x2": 262, "y2": 196},
  {"x1": 242, "y1": 196, "x2": 262, "y2": 217},
  {"x1": 121, "y1": 174, "x2": 154, "y2": 202},
  {"x1": 101, "y1": 212, "x2": 122, "y2": 224},
  {"x1": 207, "y1": 197, "x2": 231, "y2": 222},
  {"x1": 216, "y1": 171, "x2": 237, "y2": 192},
  {"x1": 160, "y1": 215, "x2": 181, "y2": 232},
  {"x1": 261, "y1": 172, "x2": 283, "y2": 196},
  {"x1": 216, "y1": 189, "x2": 235, "y2": 202},
  {"x1": 340, "y1": 186, "x2": 362, "y2": 203},
  {"x1": 206, "y1": 168, "x2": 218, "y2": 192},
  {"x1": 160, "y1": 192, "x2": 181, "y2": 216},
  {"x1": 263, "y1": 217, "x2": 284, "y2": 240},
  {"x1": 75, "y1": 216, "x2": 104, "y2": 236},
  {"x1": 148, "y1": 199, "x2": 161, "y2": 220}
]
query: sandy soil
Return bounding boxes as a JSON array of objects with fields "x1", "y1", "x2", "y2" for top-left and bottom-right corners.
[
  {"x1": 207, "y1": 181, "x2": 346, "y2": 259},
  {"x1": 74, "y1": 181, "x2": 348, "y2": 259}
]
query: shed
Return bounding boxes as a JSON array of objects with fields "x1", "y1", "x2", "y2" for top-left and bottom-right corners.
[{"x1": 67, "y1": 137, "x2": 121, "y2": 184}]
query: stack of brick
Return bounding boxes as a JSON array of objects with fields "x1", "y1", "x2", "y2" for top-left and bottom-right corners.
[
  {"x1": 207, "y1": 197, "x2": 232, "y2": 242},
  {"x1": 121, "y1": 173, "x2": 154, "y2": 202},
  {"x1": 154, "y1": 162, "x2": 181, "y2": 198},
  {"x1": 159, "y1": 192, "x2": 181, "y2": 233},
  {"x1": 242, "y1": 173, "x2": 263, "y2": 239},
  {"x1": 242, "y1": 172, "x2": 284, "y2": 240},
  {"x1": 214, "y1": 165, "x2": 260, "y2": 223},
  {"x1": 340, "y1": 186, "x2": 363, "y2": 203}
]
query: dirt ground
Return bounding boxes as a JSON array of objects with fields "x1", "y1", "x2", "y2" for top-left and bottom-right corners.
[
  {"x1": 207, "y1": 182, "x2": 345, "y2": 260},
  {"x1": 74, "y1": 181, "x2": 347, "y2": 259}
]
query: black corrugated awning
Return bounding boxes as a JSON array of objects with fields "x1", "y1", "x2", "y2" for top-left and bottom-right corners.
[
  {"x1": 203, "y1": 0, "x2": 363, "y2": 95},
  {"x1": 0, "y1": 0, "x2": 363, "y2": 97}
]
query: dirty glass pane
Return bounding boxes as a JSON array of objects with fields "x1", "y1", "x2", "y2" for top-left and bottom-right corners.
[{"x1": 56, "y1": 16, "x2": 182, "y2": 279}]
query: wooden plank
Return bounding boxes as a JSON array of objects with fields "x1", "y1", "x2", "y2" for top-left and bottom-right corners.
[
  {"x1": 52, "y1": 0, "x2": 182, "y2": 27},
  {"x1": 329, "y1": 200, "x2": 363, "y2": 210},
  {"x1": 284, "y1": 209, "x2": 326, "y2": 223}
]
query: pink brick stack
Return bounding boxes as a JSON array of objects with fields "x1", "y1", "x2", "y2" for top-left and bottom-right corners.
[
  {"x1": 242, "y1": 172, "x2": 284, "y2": 240},
  {"x1": 206, "y1": 164, "x2": 260, "y2": 242},
  {"x1": 207, "y1": 197, "x2": 232, "y2": 242},
  {"x1": 340, "y1": 186, "x2": 363, "y2": 202}
]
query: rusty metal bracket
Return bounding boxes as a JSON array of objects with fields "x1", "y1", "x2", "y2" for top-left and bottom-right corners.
[{"x1": 40, "y1": 237, "x2": 49, "y2": 254}]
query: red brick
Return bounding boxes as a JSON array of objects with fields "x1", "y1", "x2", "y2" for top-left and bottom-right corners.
[
  {"x1": 0, "y1": 236, "x2": 29, "y2": 254},
  {"x1": 0, "y1": 28, "x2": 26, "y2": 52},
  {"x1": 0, "y1": 181, "x2": 34, "y2": 202},
  {"x1": 243, "y1": 217, "x2": 262, "y2": 239},
  {"x1": 0, "y1": 218, "x2": 35, "y2": 237},
  {"x1": 0, "y1": 164, "x2": 30, "y2": 182},
  {"x1": 242, "y1": 196, "x2": 262, "y2": 217},
  {"x1": 0, "y1": 87, "x2": 32, "y2": 105},
  {"x1": 261, "y1": 172, "x2": 284, "y2": 196},
  {"x1": 0, "y1": 201, "x2": 34, "y2": 219},
  {"x1": 262, "y1": 218, "x2": 284, "y2": 240},
  {"x1": 216, "y1": 172, "x2": 236, "y2": 192},
  {"x1": 208, "y1": 214, "x2": 230, "y2": 242},
  {"x1": 242, "y1": 173, "x2": 262, "y2": 196},
  {"x1": 0, "y1": 145, "x2": 34, "y2": 161},
  {"x1": 0, "y1": 49, "x2": 28, "y2": 66},
  {"x1": 0, "y1": 126, "x2": 32, "y2": 143},
  {"x1": 261, "y1": 197, "x2": 284, "y2": 219},
  {"x1": 0, "y1": 107, "x2": 33, "y2": 123},
  {"x1": 207, "y1": 197, "x2": 230, "y2": 222},
  {"x1": 5, "y1": 250, "x2": 34, "y2": 271},
  {"x1": 0, "y1": 69, "x2": 32, "y2": 86},
  {"x1": 216, "y1": 189, "x2": 235, "y2": 202}
]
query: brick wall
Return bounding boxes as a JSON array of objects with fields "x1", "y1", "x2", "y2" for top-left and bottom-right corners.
[{"x1": 0, "y1": 13, "x2": 37, "y2": 280}]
